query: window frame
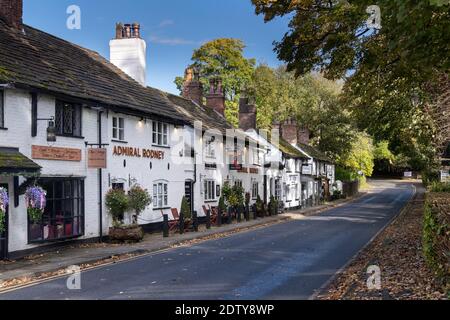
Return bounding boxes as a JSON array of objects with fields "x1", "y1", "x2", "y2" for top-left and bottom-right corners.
[
  {"x1": 55, "y1": 100, "x2": 82, "y2": 138},
  {"x1": 28, "y1": 178, "x2": 85, "y2": 243},
  {"x1": 252, "y1": 182, "x2": 259, "y2": 200},
  {"x1": 253, "y1": 149, "x2": 263, "y2": 166},
  {"x1": 204, "y1": 139, "x2": 216, "y2": 159},
  {"x1": 153, "y1": 181, "x2": 169, "y2": 209},
  {"x1": 152, "y1": 121, "x2": 169, "y2": 147},
  {"x1": 0, "y1": 90, "x2": 4, "y2": 129},
  {"x1": 112, "y1": 116, "x2": 125, "y2": 141},
  {"x1": 204, "y1": 179, "x2": 217, "y2": 202}
]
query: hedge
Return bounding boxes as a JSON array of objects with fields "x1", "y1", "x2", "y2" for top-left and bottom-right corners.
[{"x1": 423, "y1": 192, "x2": 450, "y2": 296}]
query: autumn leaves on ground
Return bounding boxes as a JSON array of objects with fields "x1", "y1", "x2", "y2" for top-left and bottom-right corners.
[{"x1": 319, "y1": 184, "x2": 448, "y2": 300}]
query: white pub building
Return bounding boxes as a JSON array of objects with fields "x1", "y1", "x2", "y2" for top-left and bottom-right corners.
[{"x1": 0, "y1": 1, "x2": 334, "y2": 259}]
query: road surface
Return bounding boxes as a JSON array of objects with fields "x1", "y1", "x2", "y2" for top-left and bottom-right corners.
[{"x1": 0, "y1": 180, "x2": 414, "y2": 300}]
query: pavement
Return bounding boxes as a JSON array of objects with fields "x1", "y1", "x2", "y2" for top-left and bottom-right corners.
[{"x1": 0, "y1": 180, "x2": 415, "y2": 300}]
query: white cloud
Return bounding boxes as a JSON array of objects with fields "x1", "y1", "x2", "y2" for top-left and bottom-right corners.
[
  {"x1": 149, "y1": 35, "x2": 199, "y2": 46},
  {"x1": 158, "y1": 19, "x2": 175, "y2": 28}
]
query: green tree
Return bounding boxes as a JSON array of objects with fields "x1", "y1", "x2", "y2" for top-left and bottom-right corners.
[
  {"x1": 175, "y1": 38, "x2": 256, "y2": 126},
  {"x1": 251, "y1": 65, "x2": 356, "y2": 161},
  {"x1": 252, "y1": 0, "x2": 450, "y2": 169},
  {"x1": 339, "y1": 133, "x2": 375, "y2": 177}
]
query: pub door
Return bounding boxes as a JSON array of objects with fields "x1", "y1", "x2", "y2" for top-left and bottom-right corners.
[{"x1": 0, "y1": 183, "x2": 9, "y2": 260}]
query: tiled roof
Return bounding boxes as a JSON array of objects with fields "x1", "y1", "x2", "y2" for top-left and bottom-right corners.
[
  {"x1": 0, "y1": 21, "x2": 184, "y2": 123},
  {"x1": 0, "y1": 147, "x2": 41, "y2": 174},
  {"x1": 165, "y1": 93, "x2": 233, "y2": 134},
  {"x1": 297, "y1": 142, "x2": 332, "y2": 163}
]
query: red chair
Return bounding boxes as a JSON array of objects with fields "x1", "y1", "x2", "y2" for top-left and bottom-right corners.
[{"x1": 162, "y1": 209, "x2": 180, "y2": 232}]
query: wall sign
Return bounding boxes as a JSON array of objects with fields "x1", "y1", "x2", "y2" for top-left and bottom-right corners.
[
  {"x1": 88, "y1": 148, "x2": 107, "y2": 169},
  {"x1": 441, "y1": 170, "x2": 449, "y2": 182},
  {"x1": 32, "y1": 145, "x2": 82, "y2": 162},
  {"x1": 113, "y1": 146, "x2": 165, "y2": 160}
]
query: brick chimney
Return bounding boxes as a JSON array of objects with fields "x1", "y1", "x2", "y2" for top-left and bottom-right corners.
[
  {"x1": 206, "y1": 77, "x2": 225, "y2": 116},
  {"x1": 182, "y1": 67, "x2": 203, "y2": 106},
  {"x1": 239, "y1": 95, "x2": 257, "y2": 131},
  {"x1": 280, "y1": 118, "x2": 298, "y2": 146},
  {"x1": 0, "y1": 0, "x2": 23, "y2": 29},
  {"x1": 298, "y1": 126, "x2": 311, "y2": 145},
  {"x1": 110, "y1": 22, "x2": 147, "y2": 86}
]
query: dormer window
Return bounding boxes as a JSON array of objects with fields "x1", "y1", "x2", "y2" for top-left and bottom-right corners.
[{"x1": 152, "y1": 121, "x2": 169, "y2": 147}]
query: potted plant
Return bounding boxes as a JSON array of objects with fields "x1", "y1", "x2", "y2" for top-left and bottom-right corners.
[
  {"x1": 25, "y1": 186, "x2": 46, "y2": 223},
  {"x1": 105, "y1": 188, "x2": 143, "y2": 242},
  {"x1": 0, "y1": 187, "x2": 8, "y2": 234},
  {"x1": 128, "y1": 185, "x2": 152, "y2": 224}
]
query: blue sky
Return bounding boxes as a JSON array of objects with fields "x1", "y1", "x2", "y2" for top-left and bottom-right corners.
[{"x1": 23, "y1": 0, "x2": 290, "y2": 94}]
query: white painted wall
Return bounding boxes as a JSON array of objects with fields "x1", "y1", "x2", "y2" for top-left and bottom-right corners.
[{"x1": 0, "y1": 89, "x2": 100, "y2": 252}]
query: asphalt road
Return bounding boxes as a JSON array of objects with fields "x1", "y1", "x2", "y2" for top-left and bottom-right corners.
[{"x1": 0, "y1": 180, "x2": 414, "y2": 300}]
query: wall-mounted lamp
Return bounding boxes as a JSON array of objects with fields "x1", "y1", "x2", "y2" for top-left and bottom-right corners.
[{"x1": 37, "y1": 116, "x2": 56, "y2": 142}]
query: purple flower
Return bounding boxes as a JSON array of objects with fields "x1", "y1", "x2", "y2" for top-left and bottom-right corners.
[
  {"x1": 0, "y1": 187, "x2": 8, "y2": 212},
  {"x1": 25, "y1": 186, "x2": 47, "y2": 211}
]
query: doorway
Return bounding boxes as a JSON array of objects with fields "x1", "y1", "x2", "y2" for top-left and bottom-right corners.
[
  {"x1": 0, "y1": 183, "x2": 8, "y2": 260},
  {"x1": 184, "y1": 180, "x2": 194, "y2": 214}
]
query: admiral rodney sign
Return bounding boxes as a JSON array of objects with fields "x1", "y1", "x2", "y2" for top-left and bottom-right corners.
[{"x1": 113, "y1": 146, "x2": 165, "y2": 160}]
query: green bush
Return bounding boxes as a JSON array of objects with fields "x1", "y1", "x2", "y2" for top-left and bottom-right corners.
[
  {"x1": 422, "y1": 169, "x2": 440, "y2": 187},
  {"x1": 180, "y1": 196, "x2": 191, "y2": 220},
  {"x1": 128, "y1": 185, "x2": 152, "y2": 223},
  {"x1": 255, "y1": 195, "x2": 265, "y2": 217},
  {"x1": 428, "y1": 182, "x2": 450, "y2": 193},
  {"x1": 423, "y1": 193, "x2": 450, "y2": 295},
  {"x1": 218, "y1": 196, "x2": 227, "y2": 213},
  {"x1": 105, "y1": 189, "x2": 129, "y2": 225},
  {"x1": 268, "y1": 196, "x2": 278, "y2": 215}
]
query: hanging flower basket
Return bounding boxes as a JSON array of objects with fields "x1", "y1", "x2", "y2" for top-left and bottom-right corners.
[
  {"x1": 25, "y1": 186, "x2": 46, "y2": 223},
  {"x1": 0, "y1": 187, "x2": 9, "y2": 234}
]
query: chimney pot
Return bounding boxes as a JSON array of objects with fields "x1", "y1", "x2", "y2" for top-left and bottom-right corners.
[
  {"x1": 115, "y1": 23, "x2": 124, "y2": 39},
  {"x1": 124, "y1": 24, "x2": 131, "y2": 38},
  {"x1": 132, "y1": 23, "x2": 140, "y2": 38},
  {"x1": 0, "y1": 0, "x2": 23, "y2": 29}
]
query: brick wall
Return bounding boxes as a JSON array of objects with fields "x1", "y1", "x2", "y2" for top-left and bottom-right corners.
[{"x1": 0, "y1": 0, "x2": 22, "y2": 28}]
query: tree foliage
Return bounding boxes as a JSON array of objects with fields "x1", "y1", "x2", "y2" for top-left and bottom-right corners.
[
  {"x1": 251, "y1": 65, "x2": 356, "y2": 161},
  {"x1": 339, "y1": 132, "x2": 375, "y2": 177},
  {"x1": 175, "y1": 38, "x2": 256, "y2": 126},
  {"x1": 252, "y1": 0, "x2": 450, "y2": 169}
]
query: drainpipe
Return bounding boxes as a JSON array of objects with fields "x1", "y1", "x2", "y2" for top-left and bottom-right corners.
[{"x1": 98, "y1": 110, "x2": 104, "y2": 242}]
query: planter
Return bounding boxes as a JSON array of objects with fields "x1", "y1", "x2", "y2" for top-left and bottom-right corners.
[{"x1": 109, "y1": 225, "x2": 144, "y2": 242}]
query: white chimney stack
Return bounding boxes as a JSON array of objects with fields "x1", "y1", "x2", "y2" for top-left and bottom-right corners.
[{"x1": 109, "y1": 23, "x2": 147, "y2": 86}]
